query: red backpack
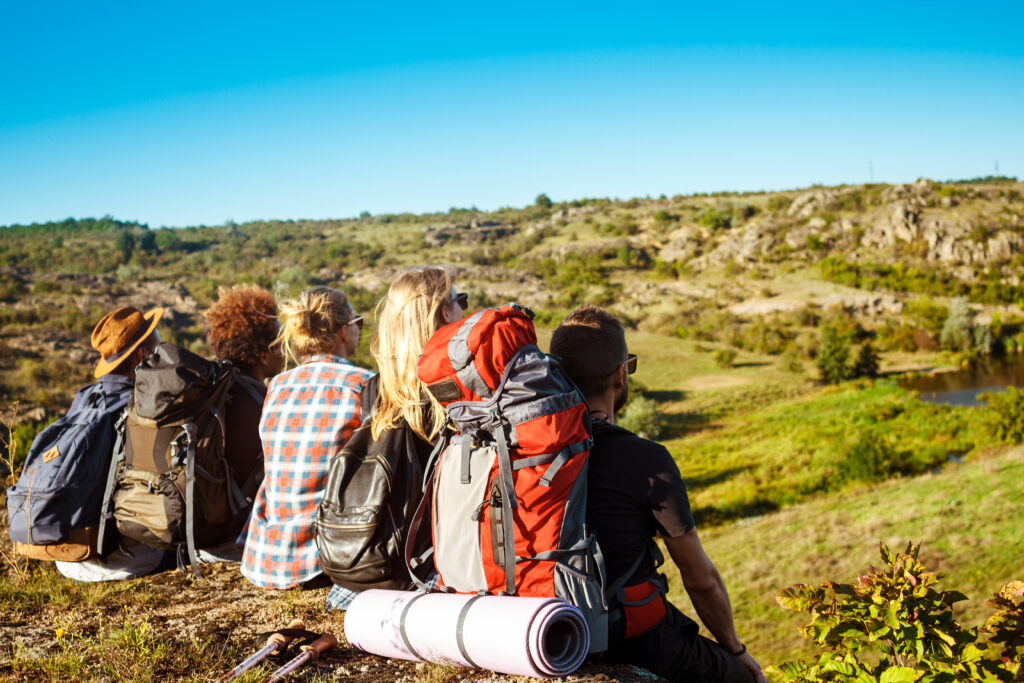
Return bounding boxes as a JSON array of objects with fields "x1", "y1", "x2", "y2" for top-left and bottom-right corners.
[{"x1": 410, "y1": 303, "x2": 610, "y2": 652}]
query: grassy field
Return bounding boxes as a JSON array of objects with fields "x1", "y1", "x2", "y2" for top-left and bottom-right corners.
[{"x1": 664, "y1": 445, "x2": 1024, "y2": 664}]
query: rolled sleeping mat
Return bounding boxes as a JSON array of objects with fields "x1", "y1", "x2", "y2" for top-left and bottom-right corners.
[{"x1": 345, "y1": 589, "x2": 589, "y2": 678}]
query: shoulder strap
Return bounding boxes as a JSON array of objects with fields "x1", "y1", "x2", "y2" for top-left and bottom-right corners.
[
  {"x1": 235, "y1": 374, "x2": 266, "y2": 406},
  {"x1": 95, "y1": 410, "x2": 128, "y2": 556},
  {"x1": 183, "y1": 422, "x2": 204, "y2": 578}
]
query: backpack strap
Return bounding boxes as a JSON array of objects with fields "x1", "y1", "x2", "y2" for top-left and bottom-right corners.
[
  {"x1": 605, "y1": 539, "x2": 666, "y2": 606},
  {"x1": 96, "y1": 410, "x2": 128, "y2": 557},
  {"x1": 183, "y1": 422, "x2": 204, "y2": 579},
  {"x1": 490, "y1": 410, "x2": 518, "y2": 596},
  {"x1": 235, "y1": 374, "x2": 266, "y2": 407},
  {"x1": 404, "y1": 469, "x2": 437, "y2": 592}
]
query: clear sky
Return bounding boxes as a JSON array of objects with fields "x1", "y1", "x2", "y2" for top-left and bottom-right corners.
[{"x1": 1, "y1": 2, "x2": 1022, "y2": 228}]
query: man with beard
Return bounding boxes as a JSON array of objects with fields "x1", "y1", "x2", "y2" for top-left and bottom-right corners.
[{"x1": 550, "y1": 305, "x2": 764, "y2": 683}]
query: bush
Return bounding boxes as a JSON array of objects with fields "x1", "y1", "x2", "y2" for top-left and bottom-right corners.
[
  {"x1": 618, "y1": 396, "x2": 663, "y2": 440},
  {"x1": 836, "y1": 431, "x2": 904, "y2": 483},
  {"x1": 817, "y1": 324, "x2": 853, "y2": 384},
  {"x1": 941, "y1": 297, "x2": 993, "y2": 355},
  {"x1": 769, "y1": 542, "x2": 1024, "y2": 682},
  {"x1": 713, "y1": 348, "x2": 738, "y2": 368},
  {"x1": 853, "y1": 342, "x2": 880, "y2": 378},
  {"x1": 980, "y1": 386, "x2": 1024, "y2": 444}
]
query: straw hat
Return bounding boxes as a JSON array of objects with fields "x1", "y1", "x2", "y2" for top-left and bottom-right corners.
[{"x1": 91, "y1": 306, "x2": 164, "y2": 378}]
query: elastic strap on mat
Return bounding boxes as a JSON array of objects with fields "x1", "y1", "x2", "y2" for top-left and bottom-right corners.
[
  {"x1": 399, "y1": 593, "x2": 428, "y2": 660},
  {"x1": 455, "y1": 595, "x2": 484, "y2": 668}
]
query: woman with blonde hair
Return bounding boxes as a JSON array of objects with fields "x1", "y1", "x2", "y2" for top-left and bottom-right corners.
[
  {"x1": 241, "y1": 286, "x2": 374, "y2": 589},
  {"x1": 324, "y1": 266, "x2": 466, "y2": 610}
]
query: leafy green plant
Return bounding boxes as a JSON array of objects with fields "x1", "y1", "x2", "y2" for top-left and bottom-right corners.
[
  {"x1": 980, "y1": 387, "x2": 1024, "y2": 444},
  {"x1": 768, "y1": 542, "x2": 1021, "y2": 682},
  {"x1": 619, "y1": 395, "x2": 664, "y2": 441},
  {"x1": 714, "y1": 348, "x2": 738, "y2": 368},
  {"x1": 817, "y1": 324, "x2": 853, "y2": 384}
]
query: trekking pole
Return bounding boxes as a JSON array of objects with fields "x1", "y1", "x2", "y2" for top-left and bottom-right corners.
[
  {"x1": 217, "y1": 619, "x2": 306, "y2": 683},
  {"x1": 261, "y1": 633, "x2": 337, "y2": 683}
]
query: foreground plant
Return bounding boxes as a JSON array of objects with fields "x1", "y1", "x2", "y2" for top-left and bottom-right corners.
[{"x1": 767, "y1": 542, "x2": 1024, "y2": 682}]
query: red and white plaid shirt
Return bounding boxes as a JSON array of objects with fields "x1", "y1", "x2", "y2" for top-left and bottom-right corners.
[{"x1": 241, "y1": 354, "x2": 374, "y2": 589}]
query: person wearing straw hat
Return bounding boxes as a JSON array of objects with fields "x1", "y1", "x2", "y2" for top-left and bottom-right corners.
[{"x1": 55, "y1": 305, "x2": 174, "y2": 581}]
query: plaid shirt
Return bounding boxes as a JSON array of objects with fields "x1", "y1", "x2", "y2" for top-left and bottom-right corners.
[{"x1": 241, "y1": 354, "x2": 375, "y2": 589}]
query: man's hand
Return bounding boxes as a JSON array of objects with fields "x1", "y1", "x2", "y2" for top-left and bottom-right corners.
[{"x1": 737, "y1": 650, "x2": 766, "y2": 683}]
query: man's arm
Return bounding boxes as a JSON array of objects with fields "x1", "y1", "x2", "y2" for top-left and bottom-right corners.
[{"x1": 664, "y1": 528, "x2": 766, "y2": 683}]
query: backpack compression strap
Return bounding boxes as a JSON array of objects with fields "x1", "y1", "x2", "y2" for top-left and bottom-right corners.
[
  {"x1": 183, "y1": 421, "x2": 204, "y2": 578},
  {"x1": 96, "y1": 411, "x2": 128, "y2": 557}
]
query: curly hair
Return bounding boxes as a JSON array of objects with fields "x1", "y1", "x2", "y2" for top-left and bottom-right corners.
[{"x1": 205, "y1": 285, "x2": 279, "y2": 373}]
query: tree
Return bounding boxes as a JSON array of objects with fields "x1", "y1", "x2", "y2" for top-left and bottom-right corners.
[
  {"x1": 534, "y1": 193, "x2": 553, "y2": 209},
  {"x1": 940, "y1": 297, "x2": 976, "y2": 351},
  {"x1": 817, "y1": 324, "x2": 853, "y2": 384},
  {"x1": 854, "y1": 342, "x2": 880, "y2": 378},
  {"x1": 113, "y1": 230, "x2": 134, "y2": 259}
]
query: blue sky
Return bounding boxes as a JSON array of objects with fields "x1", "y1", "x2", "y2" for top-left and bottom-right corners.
[{"x1": 1, "y1": 2, "x2": 1022, "y2": 228}]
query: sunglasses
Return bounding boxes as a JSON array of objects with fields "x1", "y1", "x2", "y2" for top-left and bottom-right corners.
[
  {"x1": 453, "y1": 292, "x2": 469, "y2": 309},
  {"x1": 624, "y1": 353, "x2": 637, "y2": 375},
  {"x1": 348, "y1": 316, "x2": 364, "y2": 330}
]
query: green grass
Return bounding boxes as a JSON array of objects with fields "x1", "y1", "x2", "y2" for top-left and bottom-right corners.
[
  {"x1": 664, "y1": 381, "x2": 990, "y2": 525},
  {"x1": 661, "y1": 446, "x2": 1024, "y2": 665}
]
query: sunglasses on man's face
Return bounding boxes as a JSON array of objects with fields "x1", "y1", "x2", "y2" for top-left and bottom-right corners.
[
  {"x1": 348, "y1": 316, "x2": 364, "y2": 330},
  {"x1": 625, "y1": 353, "x2": 638, "y2": 375},
  {"x1": 454, "y1": 292, "x2": 469, "y2": 309}
]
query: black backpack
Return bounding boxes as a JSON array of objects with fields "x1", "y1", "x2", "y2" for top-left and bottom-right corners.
[
  {"x1": 315, "y1": 378, "x2": 433, "y2": 591},
  {"x1": 102, "y1": 342, "x2": 263, "y2": 575},
  {"x1": 7, "y1": 381, "x2": 129, "y2": 561}
]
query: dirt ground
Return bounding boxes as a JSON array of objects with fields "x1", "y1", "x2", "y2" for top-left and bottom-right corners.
[{"x1": 0, "y1": 558, "x2": 664, "y2": 682}]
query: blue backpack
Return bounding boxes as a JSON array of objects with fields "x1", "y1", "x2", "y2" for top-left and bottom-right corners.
[{"x1": 7, "y1": 381, "x2": 130, "y2": 561}]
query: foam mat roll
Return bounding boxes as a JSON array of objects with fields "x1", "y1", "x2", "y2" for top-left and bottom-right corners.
[{"x1": 345, "y1": 589, "x2": 589, "y2": 678}]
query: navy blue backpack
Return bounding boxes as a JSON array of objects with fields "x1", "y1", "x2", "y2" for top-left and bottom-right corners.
[{"x1": 6, "y1": 381, "x2": 130, "y2": 561}]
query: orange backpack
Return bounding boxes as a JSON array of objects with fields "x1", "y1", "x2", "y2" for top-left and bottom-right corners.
[{"x1": 411, "y1": 303, "x2": 610, "y2": 652}]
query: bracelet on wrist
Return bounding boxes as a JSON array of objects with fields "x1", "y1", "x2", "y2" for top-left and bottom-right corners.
[{"x1": 732, "y1": 643, "x2": 747, "y2": 657}]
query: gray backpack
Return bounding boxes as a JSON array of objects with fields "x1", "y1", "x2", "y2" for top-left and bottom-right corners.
[{"x1": 102, "y1": 342, "x2": 263, "y2": 575}]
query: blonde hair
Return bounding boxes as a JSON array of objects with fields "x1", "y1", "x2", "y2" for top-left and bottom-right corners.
[
  {"x1": 274, "y1": 286, "x2": 353, "y2": 366},
  {"x1": 370, "y1": 267, "x2": 454, "y2": 442}
]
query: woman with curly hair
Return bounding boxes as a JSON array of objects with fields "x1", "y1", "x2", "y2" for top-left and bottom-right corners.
[
  {"x1": 242, "y1": 286, "x2": 374, "y2": 590},
  {"x1": 205, "y1": 285, "x2": 284, "y2": 488},
  {"x1": 324, "y1": 266, "x2": 466, "y2": 610}
]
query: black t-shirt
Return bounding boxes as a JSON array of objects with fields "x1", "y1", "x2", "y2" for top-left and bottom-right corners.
[{"x1": 586, "y1": 420, "x2": 696, "y2": 585}]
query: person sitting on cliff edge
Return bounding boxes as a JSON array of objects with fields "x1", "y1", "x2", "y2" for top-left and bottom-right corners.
[{"x1": 550, "y1": 305, "x2": 766, "y2": 683}]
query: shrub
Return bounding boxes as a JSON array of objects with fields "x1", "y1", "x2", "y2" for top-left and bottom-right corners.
[
  {"x1": 853, "y1": 342, "x2": 880, "y2": 378},
  {"x1": 769, "y1": 542, "x2": 1024, "y2": 682},
  {"x1": 713, "y1": 348, "x2": 738, "y2": 368},
  {"x1": 836, "y1": 431, "x2": 904, "y2": 483},
  {"x1": 817, "y1": 324, "x2": 853, "y2": 384},
  {"x1": 699, "y1": 208, "x2": 732, "y2": 231},
  {"x1": 534, "y1": 193, "x2": 553, "y2": 209},
  {"x1": 980, "y1": 386, "x2": 1024, "y2": 444},
  {"x1": 618, "y1": 396, "x2": 663, "y2": 440},
  {"x1": 941, "y1": 297, "x2": 992, "y2": 354}
]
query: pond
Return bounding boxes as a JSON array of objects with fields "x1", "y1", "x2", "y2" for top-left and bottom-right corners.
[{"x1": 899, "y1": 356, "x2": 1024, "y2": 406}]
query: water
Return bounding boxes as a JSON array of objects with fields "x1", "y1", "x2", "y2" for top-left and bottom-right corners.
[{"x1": 900, "y1": 356, "x2": 1024, "y2": 406}]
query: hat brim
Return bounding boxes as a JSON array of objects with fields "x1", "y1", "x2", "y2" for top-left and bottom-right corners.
[{"x1": 93, "y1": 307, "x2": 164, "y2": 378}]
